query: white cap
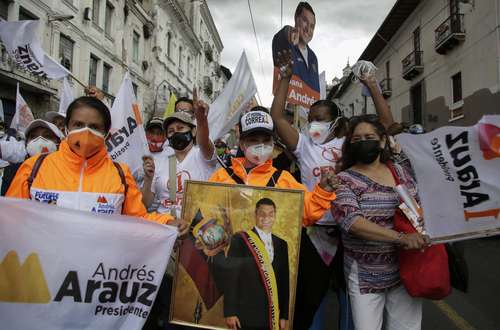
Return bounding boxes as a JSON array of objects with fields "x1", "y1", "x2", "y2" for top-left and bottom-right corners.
[
  {"x1": 25, "y1": 119, "x2": 65, "y2": 140},
  {"x1": 240, "y1": 111, "x2": 274, "y2": 137}
]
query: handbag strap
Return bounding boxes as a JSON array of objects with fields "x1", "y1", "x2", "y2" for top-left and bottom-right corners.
[{"x1": 386, "y1": 161, "x2": 402, "y2": 185}]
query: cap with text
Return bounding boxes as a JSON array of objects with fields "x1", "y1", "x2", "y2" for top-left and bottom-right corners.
[{"x1": 240, "y1": 111, "x2": 274, "y2": 137}]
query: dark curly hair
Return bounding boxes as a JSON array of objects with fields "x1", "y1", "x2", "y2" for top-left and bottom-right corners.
[{"x1": 338, "y1": 115, "x2": 392, "y2": 172}]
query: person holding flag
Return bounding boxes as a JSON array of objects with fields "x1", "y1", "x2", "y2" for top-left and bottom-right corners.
[
  {"x1": 142, "y1": 89, "x2": 216, "y2": 217},
  {"x1": 6, "y1": 96, "x2": 185, "y2": 230}
]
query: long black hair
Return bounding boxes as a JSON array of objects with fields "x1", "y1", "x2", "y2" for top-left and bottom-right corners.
[
  {"x1": 65, "y1": 96, "x2": 112, "y2": 133},
  {"x1": 338, "y1": 115, "x2": 392, "y2": 172}
]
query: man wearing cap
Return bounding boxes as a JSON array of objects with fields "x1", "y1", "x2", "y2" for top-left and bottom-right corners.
[
  {"x1": 210, "y1": 108, "x2": 338, "y2": 226},
  {"x1": 1, "y1": 119, "x2": 63, "y2": 195},
  {"x1": 142, "y1": 96, "x2": 216, "y2": 217},
  {"x1": 44, "y1": 111, "x2": 66, "y2": 134}
]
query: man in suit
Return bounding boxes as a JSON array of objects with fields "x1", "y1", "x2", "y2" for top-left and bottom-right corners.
[{"x1": 224, "y1": 198, "x2": 289, "y2": 330}]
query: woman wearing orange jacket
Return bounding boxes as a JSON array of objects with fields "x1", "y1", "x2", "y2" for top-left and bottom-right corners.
[{"x1": 7, "y1": 96, "x2": 186, "y2": 231}]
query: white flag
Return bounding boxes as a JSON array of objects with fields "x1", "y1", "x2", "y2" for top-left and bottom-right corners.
[
  {"x1": 0, "y1": 20, "x2": 70, "y2": 79},
  {"x1": 11, "y1": 83, "x2": 34, "y2": 132},
  {"x1": 0, "y1": 197, "x2": 177, "y2": 330},
  {"x1": 58, "y1": 77, "x2": 74, "y2": 116},
  {"x1": 319, "y1": 71, "x2": 326, "y2": 99},
  {"x1": 109, "y1": 72, "x2": 148, "y2": 175},
  {"x1": 397, "y1": 115, "x2": 500, "y2": 242},
  {"x1": 208, "y1": 51, "x2": 257, "y2": 140}
]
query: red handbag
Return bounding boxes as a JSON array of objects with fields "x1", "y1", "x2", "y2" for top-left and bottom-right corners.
[{"x1": 387, "y1": 162, "x2": 451, "y2": 300}]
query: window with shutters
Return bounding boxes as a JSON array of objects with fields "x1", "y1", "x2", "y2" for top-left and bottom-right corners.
[
  {"x1": 103, "y1": 63, "x2": 112, "y2": 93},
  {"x1": 89, "y1": 54, "x2": 99, "y2": 86},
  {"x1": 133, "y1": 31, "x2": 140, "y2": 63},
  {"x1": 59, "y1": 34, "x2": 74, "y2": 71},
  {"x1": 105, "y1": 2, "x2": 114, "y2": 37}
]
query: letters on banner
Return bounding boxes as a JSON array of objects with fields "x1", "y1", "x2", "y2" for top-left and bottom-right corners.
[
  {"x1": 0, "y1": 198, "x2": 177, "y2": 330},
  {"x1": 397, "y1": 115, "x2": 500, "y2": 242},
  {"x1": 108, "y1": 72, "x2": 149, "y2": 175}
]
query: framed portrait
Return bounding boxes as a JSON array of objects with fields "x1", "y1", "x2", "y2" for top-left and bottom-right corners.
[{"x1": 170, "y1": 181, "x2": 304, "y2": 330}]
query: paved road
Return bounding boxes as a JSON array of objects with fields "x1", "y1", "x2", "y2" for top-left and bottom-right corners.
[{"x1": 320, "y1": 237, "x2": 500, "y2": 329}]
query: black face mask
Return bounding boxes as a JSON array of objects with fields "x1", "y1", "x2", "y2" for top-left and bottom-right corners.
[
  {"x1": 351, "y1": 140, "x2": 382, "y2": 164},
  {"x1": 168, "y1": 131, "x2": 193, "y2": 151}
]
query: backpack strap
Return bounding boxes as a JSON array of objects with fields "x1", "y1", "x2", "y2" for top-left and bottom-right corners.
[
  {"x1": 27, "y1": 153, "x2": 50, "y2": 196},
  {"x1": 266, "y1": 170, "x2": 282, "y2": 187},
  {"x1": 112, "y1": 162, "x2": 129, "y2": 198},
  {"x1": 224, "y1": 167, "x2": 245, "y2": 185}
]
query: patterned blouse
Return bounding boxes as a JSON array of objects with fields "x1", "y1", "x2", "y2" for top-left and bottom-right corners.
[{"x1": 332, "y1": 163, "x2": 418, "y2": 294}]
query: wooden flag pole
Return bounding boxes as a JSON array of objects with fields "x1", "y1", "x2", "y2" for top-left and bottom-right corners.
[{"x1": 67, "y1": 71, "x2": 88, "y2": 89}]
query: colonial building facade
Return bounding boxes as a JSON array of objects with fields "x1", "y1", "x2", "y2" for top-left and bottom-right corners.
[
  {"x1": 0, "y1": 0, "x2": 224, "y2": 124},
  {"x1": 332, "y1": 0, "x2": 500, "y2": 130}
]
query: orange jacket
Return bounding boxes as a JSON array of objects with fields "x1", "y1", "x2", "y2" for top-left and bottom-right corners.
[
  {"x1": 209, "y1": 157, "x2": 336, "y2": 226},
  {"x1": 6, "y1": 140, "x2": 173, "y2": 225}
]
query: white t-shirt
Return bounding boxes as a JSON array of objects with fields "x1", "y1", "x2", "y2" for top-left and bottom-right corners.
[
  {"x1": 299, "y1": 46, "x2": 308, "y2": 67},
  {"x1": 152, "y1": 146, "x2": 216, "y2": 216},
  {"x1": 294, "y1": 132, "x2": 344, "y2": 224}
]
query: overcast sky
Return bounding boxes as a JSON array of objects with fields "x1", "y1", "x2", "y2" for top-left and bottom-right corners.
[{"x1": 206, "y1": 0, "x2": 397, "y2": 106}]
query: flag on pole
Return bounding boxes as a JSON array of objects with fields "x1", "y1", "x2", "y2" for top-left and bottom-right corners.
[
  {"x1": 11, "y1": 83, "x2": 34, "y2": 132},
  {"x1": 208, "y1": 51, "x2": 257, "y2": 140},
  {"x1": 108, "y1": 72, "x2": 149, "y2": 175},
  {"x1": 163, "y1": 92, "x2": 177, "y2": 118},
  {"x1": 0, "y1": 20, "x2": 70, "y2": 79},
  {"x1": 58, "y1": 77, "x2": 74, "y2": 116}
]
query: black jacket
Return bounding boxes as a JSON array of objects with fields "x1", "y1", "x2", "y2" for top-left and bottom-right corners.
[{"x1": 223, "y1": 228, "x2": 289, "y2": 328}]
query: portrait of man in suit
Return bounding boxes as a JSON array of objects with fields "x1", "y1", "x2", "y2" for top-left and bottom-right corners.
[{"x1": 223, "y1": 198, "x2": 289, "y2": 330}]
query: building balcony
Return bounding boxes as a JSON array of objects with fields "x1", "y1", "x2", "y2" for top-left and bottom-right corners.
[
  {"x1": 379, "y1": 78, "x2": 392, "y2": 98},
  {"x1": 402, "y1": 50, "x2": 423, "y2": 80},
  {"x1": 435, "y1": 14, "x2": 465, "y2": 55}
]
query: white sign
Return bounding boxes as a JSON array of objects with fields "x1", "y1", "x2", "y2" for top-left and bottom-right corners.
[
  {"x1": 0, "y1": 20, "x2": 70, "y2": 79},
  {"x1": 208, "y1": 51, "x2": 257, "y2": 140},
  {"x1": 319, "y1": 71, "x2": 326, "y2": 100},
  {"x1": 0, "y1": 197, "x2": 177, "y2": 330},
  {"x1": 11, "y1": 83, "x2": 34, "y2": 132},
  {"x1": 58, "y1": 77, "x2": 74, "y2": 116},
  {"x1": 109, "y1": 72, "x2": 149, "y2": 175},
  {"x1": 397, "y1": 115, "x2": 500, "y2": 242}
]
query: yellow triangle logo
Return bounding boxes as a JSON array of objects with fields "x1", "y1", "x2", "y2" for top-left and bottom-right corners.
[{"x1": 0, "y1": 251, "x2": 51, "y2": 303}]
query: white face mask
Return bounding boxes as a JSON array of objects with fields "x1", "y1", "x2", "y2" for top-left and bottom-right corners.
[
  {"x1": 308, "y1": 121, "x2": 333, "y2": 145},
  {"x1": 308, "y1": 117, "x2": 342, "y2": 145},
  {"x1": 26, "y1": 136, "x2": 58, "y2": 157},
  {"x1": 245, "y1": 143, "x2": 274, "y2": 165}
]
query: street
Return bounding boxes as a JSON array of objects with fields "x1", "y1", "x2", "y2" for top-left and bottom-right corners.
[{"x1": 321, "y1": 237, "x2": 500, "y2": 329}]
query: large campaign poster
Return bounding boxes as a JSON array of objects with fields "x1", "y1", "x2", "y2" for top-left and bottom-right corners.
[
  {"x1": 397, "y1": 115, "x2": 500, "y2": 242},
  {"x1": 272, "y1": 4, "x2": 319, "y2": 109},
  {"x1": 0, "y1": 198, "x2": 178, "y2": 330},
  {"x1": 170, "y1": 181, "x2": 304, "y2": 330}
]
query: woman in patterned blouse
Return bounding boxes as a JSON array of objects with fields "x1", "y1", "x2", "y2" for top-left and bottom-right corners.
[{"x1": 332, "y1": 115, "x2": 428, "y2": 330}]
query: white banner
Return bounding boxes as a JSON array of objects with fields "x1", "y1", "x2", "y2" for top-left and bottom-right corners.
[
  {"x1": 11, "y1": 83, "x2": 34, "y2": 132},
  {"x1": 397, "y1": 115, "x2": 500, "y2": 242},
  {"x1": 0, "y1": 197, "x2": 177, "y2": 330},
  {"x1": 109, "y1": 72, "x2": 149, "y2": 175},
  {"x1": 58, "y1": 77, "x2": 74, "y2": 116},
  {"x1": 0, "y1": 20, "x2": 70, "y2": 79},
  {"x1": 208, "y1": 51, "x2": 257, "y2": 140}
]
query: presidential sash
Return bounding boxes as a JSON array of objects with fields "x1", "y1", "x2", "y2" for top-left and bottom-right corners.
[{"x1": 240, "y1": 230, "x2": 280, "y2": 330}]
